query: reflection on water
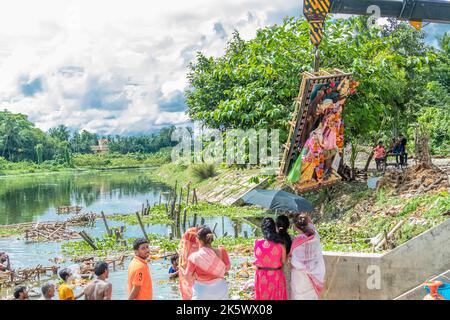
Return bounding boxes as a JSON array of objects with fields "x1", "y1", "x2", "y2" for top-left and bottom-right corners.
[
  {"x1": 0, "y1": 169, "x2": 260, "y2": 299},
  {"x1": 0, "y1": 233, "x2": 181, "y2": 300},
  {"x1": 0, "y1": 216, "x2": 257, "y2": 300},
  {"x1": 0, "y1": 169, "x2": 170, "y2": 224}
]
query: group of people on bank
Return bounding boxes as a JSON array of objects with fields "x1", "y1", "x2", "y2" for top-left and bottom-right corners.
[
  {"x1": 176, "y1": 212, "x2": 325, "y2": 300},
  {"x1": 4, "y1": 212, "x2": 325, "y2": 300}
]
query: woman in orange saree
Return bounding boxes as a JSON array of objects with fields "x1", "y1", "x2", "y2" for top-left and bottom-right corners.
[{"x1": 181, "y1": 226, "x2": 231, "y2": 300}]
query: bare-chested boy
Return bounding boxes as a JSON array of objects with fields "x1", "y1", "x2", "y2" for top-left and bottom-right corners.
[{"x1": 83, "y1": 261, "x2": 112, "y2": 300}]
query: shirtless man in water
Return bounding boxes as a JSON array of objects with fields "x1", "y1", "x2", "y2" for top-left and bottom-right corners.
[
  {"x1": 0, "y1": 252, "x2": 11, "y2": 271},
  {"x1": 84, "y1": 261, "x2": 112, "y2": 300}
]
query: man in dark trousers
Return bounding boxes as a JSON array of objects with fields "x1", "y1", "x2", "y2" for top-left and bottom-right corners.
[{"x1": 398, "y1": 134, "x2": 408, "y2": 166}]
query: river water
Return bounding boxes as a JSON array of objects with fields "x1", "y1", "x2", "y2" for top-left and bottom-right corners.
[{"x1": 0, "y1": 169, "x2": 257, "y2": 300}]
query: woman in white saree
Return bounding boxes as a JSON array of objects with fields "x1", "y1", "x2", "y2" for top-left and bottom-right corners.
[{"x1": 290, "y1": 213, "x2": 325, "y2": 300}]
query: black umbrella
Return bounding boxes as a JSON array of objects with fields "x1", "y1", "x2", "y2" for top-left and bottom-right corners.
[{"x1": 241, "y1": 189, "x2": 314, "y2": 213}]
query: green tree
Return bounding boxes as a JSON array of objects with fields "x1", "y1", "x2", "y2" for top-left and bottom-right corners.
[
  {"x1": 35, "y1": 143, "x2": 44, "y2": 164},
  {"x1": 185, "y1": 16, "x2": 443, "y2": 162},
  {"x1": 48, "y1": 125, "x2": 70, "y2": 142},
  {"x1": 0, "y1": 111, "x2": 34, "y2": 161}
]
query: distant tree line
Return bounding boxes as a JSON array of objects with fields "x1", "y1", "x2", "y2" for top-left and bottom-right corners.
[{"x1": 0, "y1": 110, "x2": 178, "y2": 165}]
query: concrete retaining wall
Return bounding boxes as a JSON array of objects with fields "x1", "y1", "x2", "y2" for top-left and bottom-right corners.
[
  {"x1": 395, "y1": 269, "x2": 450, "y2": 300},
  {"x1": 321, "y1": 218, "x2": 450, "y2": 300}
]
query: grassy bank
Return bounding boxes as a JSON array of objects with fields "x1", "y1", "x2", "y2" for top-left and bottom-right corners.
[
  {"x1": 151, "y1": 162, "x2": 223, "y2": 189},
  {"x1": 312, "y1": 184, "x2": 450, "y2": 252}
]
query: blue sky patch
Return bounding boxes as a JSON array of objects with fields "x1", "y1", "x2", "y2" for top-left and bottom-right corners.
[{"x1": 20, "y1": 76, "x2": 43, "y2": 97}]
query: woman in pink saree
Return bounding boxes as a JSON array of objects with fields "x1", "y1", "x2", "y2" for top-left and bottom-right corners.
[
  {"x1": 289, "y1": 214, "x2": 325, "y2": 300},
  {"x1": 254, "y1": 217, "x2": 287, "y2": 300},
  {"x1": 181, "y1": 226, "x2": 230, "y2": 300}
]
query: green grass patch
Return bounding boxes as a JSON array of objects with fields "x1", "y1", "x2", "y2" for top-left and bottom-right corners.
[
  {"x1": 214, "y1": 236, "x2": 255, "y2": 248},
  {"x1": 0, "y1": 227, "x2": 22, "y2": 237},
  {"x1": 107, "y1": 209, "x2": 174, "y2": 225},
  {"x1": 107, "y1": 202, "x2": 266, "y2": 225},
  {"x1": 317, "y1": 223, "x2": 373, "y2": 252},
  {"x1": 61, "y1": 233, "x2": 179, "y2": 258},
  {"x1": 61, "y1": 233, "x2": 256, "y2": 258}
]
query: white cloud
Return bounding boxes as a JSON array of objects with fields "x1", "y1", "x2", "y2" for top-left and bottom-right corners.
[
  {"x1": 0, "y1": 0, "x2": 300, "y2": 135},
  {"x1": 1, "y1": 1, "x2": 448, "y2": 136}
]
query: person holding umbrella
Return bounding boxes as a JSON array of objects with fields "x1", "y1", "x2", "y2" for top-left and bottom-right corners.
[
  {"x1": 276, "y1": 215, "x2": 292, "y2": 300},
  {"x1": 254, "y1": 217, "x2": 288, "y2": 300},
  {"x1": 289, "y1": 213, "x2": 325, "y2": 300}
]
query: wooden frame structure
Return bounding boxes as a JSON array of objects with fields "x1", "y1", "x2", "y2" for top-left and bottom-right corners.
[{"x1": 279, "y1": 69, "x2": 353, "y2": 193}]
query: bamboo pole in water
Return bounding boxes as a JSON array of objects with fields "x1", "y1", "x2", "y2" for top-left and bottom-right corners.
[
  {"x1": 135, "y1": 211, "x2": 149, "y2": 241},
  {"x1": 84, "y1": 230, "x2": 96, "y2": 244},
  {"x1": 100, "y1": 211, "x2": 112, "y2": 237},
  {"x1": 222, "y1": 216, "x2": 225, "y2": 236},
  {"x1": 114, "y1": 229, "x2": 121, "y2": 244},
  {"x1": 173, "y1": 180, "x2": 178, "y2": 207},
  {"x1": 182, "y1": 208, "x2": 187, "y2": 231},
  {"x1": 192, "y1": 188, "x2": 198, "y2": 204},
  {"x1": 167, "y1": 192, "x2": 171, "y2": 207},
  {"x1": 170, "y1": 191, "x2": 177, "y2": 220},
  {"x1": 185, "y1": 183, "x2": 190, "y2": 206},
  {"x1": 177, "y1": 189, "x2": 183, "y2": 226},
  {"x1": 212, "y1": 222, "x2": 218, "y2": 237},
  {"x1": 80, "y1": 231, "x2": 98, "y2": 250},
  {"x1": 174, "y1": 210, "x2": 179, "y2": 230}
]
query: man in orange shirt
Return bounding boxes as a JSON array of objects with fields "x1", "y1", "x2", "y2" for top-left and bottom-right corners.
[{"x1": 128, "y1": 238, "x2": 153, "y2": 300}]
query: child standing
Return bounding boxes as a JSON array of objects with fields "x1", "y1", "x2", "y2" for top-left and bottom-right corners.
[
  {"x1": 169, "y1": 254, "x2": 179, "y2": 279},
  {"x1": 58, "y1": 268, "x2": 84, "y2": 300}
]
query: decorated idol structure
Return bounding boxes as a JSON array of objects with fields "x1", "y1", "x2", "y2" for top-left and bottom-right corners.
[{"x1": 280, "y1": 69, "x2": 359, "y2": 193}]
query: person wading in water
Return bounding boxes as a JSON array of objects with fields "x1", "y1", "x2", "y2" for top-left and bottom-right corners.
[
  {"x1": 127, "y1": 238, "x2": 153, "y2": 300},
  {"x1": 84, "y1": 261, "x2": 112, "y2": 300}
]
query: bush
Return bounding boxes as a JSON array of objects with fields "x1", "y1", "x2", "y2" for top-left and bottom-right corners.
[{"x1": 190, "y1": 163, "x2": 217, "y2": 181}]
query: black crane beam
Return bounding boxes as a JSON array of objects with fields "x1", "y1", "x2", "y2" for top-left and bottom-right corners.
[{"x1": 329, "y1": 0, "x2": 450, "y2": 24}]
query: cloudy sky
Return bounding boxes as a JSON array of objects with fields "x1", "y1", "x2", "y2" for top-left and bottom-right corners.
[{"x1": 0, "y1": 0, "x2": 448, "y2": 135}]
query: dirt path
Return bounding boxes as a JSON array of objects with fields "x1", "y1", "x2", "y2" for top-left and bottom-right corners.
[{"x1": 354, "y1": 157, "x2": 450, "y2": 173}]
